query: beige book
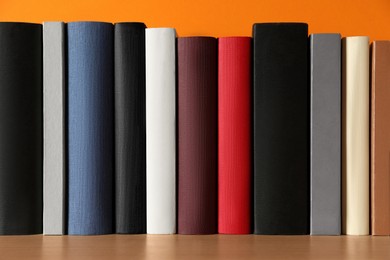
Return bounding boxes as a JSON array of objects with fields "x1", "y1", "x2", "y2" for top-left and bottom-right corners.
[{"x1": 342, "y1": 36, "x2": 370, "y2": 235}]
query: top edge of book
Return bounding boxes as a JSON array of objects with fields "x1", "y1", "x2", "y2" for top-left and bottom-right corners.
[
  {"x1": 218, "y1": 36, "x2": 251, "y2": 40},
  {"x1": 114, "y1": 22, "x2": 146, "y2": 27},
  {"x1": 178, "y1": 36, "x2": 216, "y2": 40},
  {"x1": 43, "y1": 22, "x2": 64, "y2": 25},
  {"x1": 146, "y1": 28, "x2": 176, "y2": 36},
  {"x1": 0, "y1": 22, "x2": 42, "y2": 27},
  {"x1": 342, "y1": 36, "x2": 369, "y2": 40},
  {"x1": 146, "y1": 27, "x2": 175, "y2": 31},
  {"x1": 309, "y1": 33, "x2": 341, "y2": 37},
  {"x1": 67, "y1": 21, "x2": 113, "y2": 25},
  {"x1": 253, "y1": 22, "x2": 308, "y2": 28},
  {"x1": 372, "y1": 40, "x2": 390, "y2": 46}
]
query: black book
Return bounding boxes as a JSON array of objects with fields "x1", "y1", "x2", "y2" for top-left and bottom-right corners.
[
  {"x1": 114, "y1": 22, "x2": 146, "y2": 234},
  {"x1": 0, "y1": 22, "x2": 43, "y2": 234},
  {"x1": 253, "y1": 23, "x2": 309, "y2": 235}
]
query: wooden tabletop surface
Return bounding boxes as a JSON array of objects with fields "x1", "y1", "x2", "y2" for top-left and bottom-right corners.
[{"x1": 0, "y1": 235, "x2": 389, "y2": 259}]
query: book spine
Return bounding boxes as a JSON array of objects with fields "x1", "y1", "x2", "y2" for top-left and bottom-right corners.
[
  {"x1": 146, "y1": 28, "x2": 176, "y2": 234},
  {"x1": 178, "y1": 37, "x2": 218, "y2": 234},
  {"x1": 342, "y1": 36, "x2": 370, "y2": 235},
  {"x1": 218, "y1": 37, "x2": 251, "y2": 234},
  {"x1": 371, "y1": 41, "x2": 390, "y2": 236},
  {"x1": 67, "y1": 22, "x2": 114, "y2": 235},
  {"x1": 253, "y1": 23, "x2": 309, "y2": 235},
  {"x1": 310, "y1": 34, "x2": 341, "y2": 235},
  {"x1": 43, "y1": 22, "x2": 65, "y2": 235},
  {"x1": 0, "y1": 23, "x2": 43, "y2": 235},
  {"x1": 114, "y1": 22, "x2": 146, "y2": 234}
]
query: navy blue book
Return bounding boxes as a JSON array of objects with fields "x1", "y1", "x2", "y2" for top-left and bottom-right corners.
[{"x1": 68, "y1": 22, "x2": 114, "y2": 235}]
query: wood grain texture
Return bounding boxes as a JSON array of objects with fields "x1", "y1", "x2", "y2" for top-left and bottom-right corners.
[
  {"x1": 370, "y1": 41, "x2": 390, "y2": 236},
  {"x1": 114, "y1": 22, "x2": 146, "y2": 234},
  {"x1": 218, "y1": 37, "x2": 251, "y2": 234},
  {"x1": 43, "y1": 21, "x2": 65, "y2": 235},
  {"x1": 178, "y1": 37, "x2": 218, "y2": 234},
  {"x1": 0, "y1": 235, "x2": 388, "y2": 260},
  {"x1": 0, "y1": 22, "x2": 43, "y2": 235},
  {"x1": 342, "y1": 36, "x2": 370, "y2": 236},
  {"x1": 67, "y1": 22, "x2": 114, "y2": 235}
]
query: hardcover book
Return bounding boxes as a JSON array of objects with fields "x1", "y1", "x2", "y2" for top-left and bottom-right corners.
[
  {"x1": 114, "y1": 22, "x2": 146, "y2": 234},
  {"x1": 43, "y1": 21, "x2": 66, "y2": 235},
  {"x1": 218, "y1": 37, "x2": 251, "y2": 234},
  {"x1": 146, "y1": 28, "x2": 176, "y2": 234},
  {"x1": 0, "y1": 22, "x2": 43, "y2": 235},
  {"x1": 310, "y1": 33, "x2": 341, "y2": 235},
  {"x1": 68, "y1": 22, "x2": 114, "y2": 235},
  {"x1": 342, "y1": 36, "x2": 370, "y2": 236},
  {"x1": 253, "y1": 23, "x2": 309, "y2": 235},
  {"x1": 178, "y1": 37, "x2": 218, "y2": 234},
  {"x1": 371, "y1": 41, "x2": 390, "y2": 236}
]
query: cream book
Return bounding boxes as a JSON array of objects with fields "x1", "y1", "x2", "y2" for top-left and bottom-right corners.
[
  {"x1": 342, "y1": 36, "x2": 370, "y2": 235},
  {"x1": 145, "y1": 28, "x2": 177, "y2": 234}
]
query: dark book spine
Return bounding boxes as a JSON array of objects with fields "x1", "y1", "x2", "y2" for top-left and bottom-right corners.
[
  {"x1": 0, "y1": 22, "x2": 43, "y2": 235},
  {"x1": 114, "y1": 22, "x2": 146, "y2": 234},
  {"x1": 253, "y1": 23, "x2": 309, "y2": 235},
  {"x1": 68, "y1": 22, "x2": 114, "y2": 235},
  {"x1": 178, "y1": 37, "x2": 218, "y2": 234}
]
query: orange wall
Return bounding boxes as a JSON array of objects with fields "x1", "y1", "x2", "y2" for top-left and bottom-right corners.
[{"x1": 0, "y1": 0, "x2": 389, "y2": 40}]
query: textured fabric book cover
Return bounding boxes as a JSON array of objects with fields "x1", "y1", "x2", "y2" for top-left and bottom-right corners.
[
  {"x1": 178, "y1": 37, "x2": 218, "y2": 235},
  {"x1": 68, "y1": 22, "x2": 114, "y2": 235},
  {"x1": 0, "y1": 22, "x2": 43, "y2": 235},
  {"x1": 342, "y1": 36, "x2": 370, "y2": 236},
  {"x1": 253, "y1": 23, "x2": 309, "y2": 235},
  {"x1": 146, "y1": 28, "x2": 176, "y2": 234},
  {"x1": 114, "y1": 22, "x2": 146, "y2": 234},
  {"x1": 310, "y1": 33, "x2": 341, "y2": 236},
  {"x1": 43, "y1": 21, "x2": 66, "y2": 236},
  {"x1": 218, "y1": 37, "x2": 251, "y2": 234},
  {"x1": 371, "y1": 41, "x2": 390, "y2": 236}
]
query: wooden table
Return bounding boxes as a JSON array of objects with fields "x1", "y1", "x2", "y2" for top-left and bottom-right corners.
[{"x1": 0, "y1": 235, "x2": 389, "y2": 259}]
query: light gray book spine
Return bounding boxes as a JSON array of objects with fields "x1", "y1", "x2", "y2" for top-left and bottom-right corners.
[
  {"x1": 310, "y1": 33, "x2": 341, "y2": 235},
  {"x1": 43, "y1": 22, "x2": 65, "y2": 235}
]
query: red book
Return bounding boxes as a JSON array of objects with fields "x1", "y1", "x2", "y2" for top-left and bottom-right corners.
[{"x1": 218, "y1": 37, "x2": 251, "y2": 234}]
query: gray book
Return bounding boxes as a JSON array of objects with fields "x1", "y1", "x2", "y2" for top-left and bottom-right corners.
[
  {"x1": 43, "y1": 22, "x2": 65, "y2": 235},
  {"x1": 310, "y1": 33, "x2": 341, "y2": 235}
]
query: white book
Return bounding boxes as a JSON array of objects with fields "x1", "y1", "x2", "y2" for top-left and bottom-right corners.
[
  {"x1": 146, "y1": 28, "x2": 176, "y2": 234},
  {"x1": 342, "y1": 36, "x2": 370, "y2": 235},
  {"x1": 43, "y1": 22, "x2": 65, "y2": 235}
]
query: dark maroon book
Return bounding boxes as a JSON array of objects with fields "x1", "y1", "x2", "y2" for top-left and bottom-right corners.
[{"x1": 178, "y1": 37, "x2": 218, "y2": 234}]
